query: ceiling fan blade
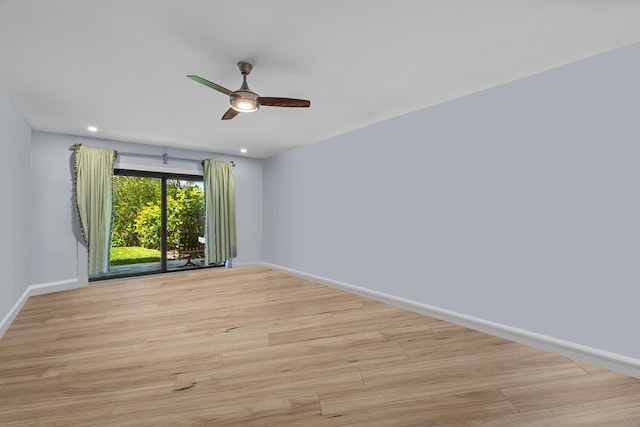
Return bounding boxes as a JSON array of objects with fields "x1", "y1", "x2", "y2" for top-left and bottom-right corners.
[
  {"x1": 187, "y1": 75, "x2": 233, "y2": 96},
  {"x1": 259, "y1": 97, "x2": 310, "y2": 108},
  {"x1": 221, "y1": 108, "x2": 240, "y2": 120}
]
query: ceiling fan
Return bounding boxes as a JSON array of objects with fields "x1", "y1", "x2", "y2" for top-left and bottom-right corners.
[{"x1": 187, "y1": 62, "x2": 311, "y2": 120}]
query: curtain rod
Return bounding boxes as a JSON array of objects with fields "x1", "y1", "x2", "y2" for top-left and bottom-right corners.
[{"x1": 70, "y1": 145, "x2": 235, "y2": 167}]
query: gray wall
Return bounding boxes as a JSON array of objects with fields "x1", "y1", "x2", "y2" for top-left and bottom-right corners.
[
  {"x1": 263, "y1": 43, "x2": 640, "y2": 359},
  {"x1": 30, "y1": 131, "x2": 262, "y2": 285},
  {"x1": 30, "y1": 132, "x2": 80, "y2": 284},
  {"x1": 0, "y1": 85, "x2": 31, "y2": 319}
]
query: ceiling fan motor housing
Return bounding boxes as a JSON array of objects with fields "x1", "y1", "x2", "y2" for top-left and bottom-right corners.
[{"x1": 237, "y1": 61, "x2": 253, "y2": 75}]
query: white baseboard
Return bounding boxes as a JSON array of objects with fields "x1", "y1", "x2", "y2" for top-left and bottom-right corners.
[
  {"x1": 0, "y1": 279, "x2": 82, "y2": 339},
  {"x1": 0, "y1": 288, "x2": 31, "y2": 339},
  {"x1": 27, "y1": 278, "x2": 83, "y2": 296},
  {"x1": 263, "y1": 262, "x2": 640, "y2": 379}
]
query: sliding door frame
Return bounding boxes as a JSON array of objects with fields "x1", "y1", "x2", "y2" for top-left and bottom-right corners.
[{"x1": 90, "y1": 168, "x2": 219, "y2": 281}]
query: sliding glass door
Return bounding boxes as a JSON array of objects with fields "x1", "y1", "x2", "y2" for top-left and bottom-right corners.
[
  {"x1": 166, "y1": 179, "x2": 206, "y2": 272},
  {"x1": 108, "y1": 174, "x2": 163, "y2": 277},
  {"x1": 91, "y1": 170, "x2": 211, "y2": 280}
]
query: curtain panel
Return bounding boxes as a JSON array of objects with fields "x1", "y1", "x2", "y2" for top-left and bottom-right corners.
[
  {"x1": 73, "y1": 144, "x2": 116, "y2": 276},
  {"x1": 203, "y1": 159, "x2": 237, "y2": 265}
]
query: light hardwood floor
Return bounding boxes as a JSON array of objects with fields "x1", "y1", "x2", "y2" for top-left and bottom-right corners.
[{"x1": 1, "y1": 267, "x2": 639, "y2": 426}]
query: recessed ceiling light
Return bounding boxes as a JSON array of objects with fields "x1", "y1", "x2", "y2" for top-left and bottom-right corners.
[
  {"x1": 87, "y1": 126, "x2": 98, "y2": 132},
  {"x1": 240, "y1": 148, "x2": 247, "y2": 153}
]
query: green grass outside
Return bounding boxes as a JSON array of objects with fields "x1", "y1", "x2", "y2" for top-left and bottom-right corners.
[{"x1": 110, "y1": 246, "x2": 161, "y2": 266}]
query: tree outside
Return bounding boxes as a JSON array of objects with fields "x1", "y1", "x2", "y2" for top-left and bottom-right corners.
[
  {"x1": 112, "y1": 176, "x2": 161, "y2": 247},
  {"x1": 111, "y1": 176, "x2": 205, "y2": 265}
]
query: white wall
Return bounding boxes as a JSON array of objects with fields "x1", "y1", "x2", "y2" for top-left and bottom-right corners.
[
  {"x1": 30, "y1": 131, "x2": 262, "y2": 285},
  {"x1": 0, "y1": 84, "x2": 31, "y2": 321},
  {"x1": 263, "y1": 43, "x2": 640, "y2": 360}
]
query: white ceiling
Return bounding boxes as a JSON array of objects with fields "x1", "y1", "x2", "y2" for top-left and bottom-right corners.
[{"x1": 1, "y1": 1, "x2": 639, "y2": 158}]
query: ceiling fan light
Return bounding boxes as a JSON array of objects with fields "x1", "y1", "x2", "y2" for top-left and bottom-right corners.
[
  {"x1": 230, "y1": 90, "x2": 259, "y2": 113},
  {"x1": 234, "y1": 100, "x2": 258, "y2": 112}
]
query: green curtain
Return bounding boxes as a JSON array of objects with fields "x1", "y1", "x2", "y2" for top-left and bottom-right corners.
[
  {"x1": 73, "y1": 144, "x2": 116, "y2": 276},
  {"x1": 203, "y1": 159, "x2": 237, "y2": 265}
]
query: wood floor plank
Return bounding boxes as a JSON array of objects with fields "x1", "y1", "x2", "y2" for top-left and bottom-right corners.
[
  {"x1": 357, "y1": 348, "x2": 586, "y2": 389},
  {"x1": 0, "y1": 400, "x2": 115, "y2": 427},
  {"x1": 223, "y1": 331, "x2": 408, "y2": 371},
  {"x1": 267, "y1": 305, "x2": 428, "y2": 346},
  {"x1": 1, "y1": 266, "x2": 639, "y2": 426},
  {"x1": 468, "y1": 394, "x2": 640, "y2": 427},
  {"x1": 107, "y1": 391, "x2": 325, "y2": 427},
  {"x1": 499, "y1": 369, "x2": 640, "y2": 413},
  {"x1": 319, "y1": 390, "x2": 517, "y2": 426}
]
